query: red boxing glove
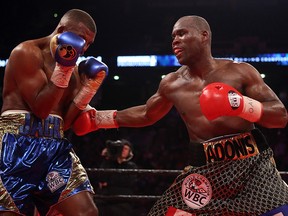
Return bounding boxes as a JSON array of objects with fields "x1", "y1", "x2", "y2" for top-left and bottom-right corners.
[
  {"x1": 199, "y1": 82, "x2": 263, "y2": 122},
  {"x1": 72, "y1": 107, "x2": 118, "y2": 136}
]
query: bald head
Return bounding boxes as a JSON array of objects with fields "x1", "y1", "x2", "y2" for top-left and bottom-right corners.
[
  {"x1": 60, "y1": 9, "x2": 97, "y2": 33},
  {"x1": 174, "y1": 15, "x2": 212, "y2": 42}
]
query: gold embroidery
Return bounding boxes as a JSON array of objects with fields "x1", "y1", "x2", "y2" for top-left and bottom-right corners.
[{"x1": 203, "y1": 132, "x2": 259, "y2": 163}]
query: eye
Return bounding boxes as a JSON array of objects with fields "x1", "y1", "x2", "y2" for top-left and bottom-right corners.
[{"x1": 178, "y1": 30, "x2": 186, "y2": 37}]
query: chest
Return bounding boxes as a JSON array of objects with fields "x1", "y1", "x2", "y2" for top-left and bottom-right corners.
[
  {"x1": 166, "y1": 72, "x2": 203, "y2": 101},
  {"x1": 164, "y1": 69, "x2": 244, "y2": 114}
]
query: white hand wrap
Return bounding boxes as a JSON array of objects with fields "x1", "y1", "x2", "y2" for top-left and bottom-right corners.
[
  {"x1": 73, "y1": 71, "x2": 106, "y2": 110},
  {"x1": 50, "y1": 63, "x2": 74, "y2": 88},
  {"x1": 96, "y1": 110, "x2": 118, "y2": 128}
]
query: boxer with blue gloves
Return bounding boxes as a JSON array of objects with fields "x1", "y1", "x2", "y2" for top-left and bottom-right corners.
[{"x1": 0, "y1": 9, "x2": 101, "y2": 216}]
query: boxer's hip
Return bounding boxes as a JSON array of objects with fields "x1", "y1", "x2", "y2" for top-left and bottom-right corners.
[
  {"x1": 189, "y1": 128, "x2": 269, "y2": 166},
  {"x1": 0, "y1": 112, "x2": 64, "y2": 139}
]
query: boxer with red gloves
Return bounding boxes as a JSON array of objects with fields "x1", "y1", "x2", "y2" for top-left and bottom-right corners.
[
  {"x1": 73, "y1": 106, "x2": 118, "y2": 136},
  {"x1": 200, "y1": 82, "x2": 263, "y2": 122},
  {"x1": 70, "y1": 15, "x2": 288, "y2": 216}
]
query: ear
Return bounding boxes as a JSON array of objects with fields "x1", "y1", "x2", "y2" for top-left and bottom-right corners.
[
  {"x1": 56, "y1": 26, "x2": 65, "y2": 34},
  {"x1": 202, "y1": 30, "x2": 209, "y2": 42}
]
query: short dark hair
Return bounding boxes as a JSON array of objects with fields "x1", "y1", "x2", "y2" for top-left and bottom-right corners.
[{"x1": 62, "y1": 9, "x2": 97, "y2": 33}]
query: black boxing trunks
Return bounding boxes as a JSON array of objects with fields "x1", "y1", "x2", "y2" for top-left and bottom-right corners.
[
  {"x1": 0, "y1": 113, "x2": 94, "y2": 216},
  {"x1": 148, "y1": 129, "x2": 288, "y2": 216}
]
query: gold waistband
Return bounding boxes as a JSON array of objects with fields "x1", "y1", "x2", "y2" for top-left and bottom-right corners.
[
  {"x1": 0, "y1": 113, "x2": 64, "y2": 139},
  {"x1": 203, "y1": 131, "x2": 259, "y2": 163}
]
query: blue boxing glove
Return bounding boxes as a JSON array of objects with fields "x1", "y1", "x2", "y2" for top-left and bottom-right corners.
[
  {"x1": 78, "y1": 57, "x2": 108, "y2": 78},
  {"x1": 73, "y1": 58, "x2": 108, "y2": 110},
  {"x1": 51, "y1": 32, "x2": 85, "y2": 66},
  {"x1": 50, "y1": 32, "x2": 86, "y2": 88}
]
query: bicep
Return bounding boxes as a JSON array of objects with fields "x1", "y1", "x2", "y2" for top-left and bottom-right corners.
[
  {"x1": 117, "y1": 91, "x2": 173, "y2": 127},
  {"x1": 9, "y1": 47, "x2": 47, "y2": 106},
  {"x1": 145, "y1": 91, "x2": 173, "y2": 121},
  {"x1": 243, "y1": 65, "x2": 279, "y2": 102},
  {"x1": 243, "y1": 63, "x2": 287, "y2": 127}
]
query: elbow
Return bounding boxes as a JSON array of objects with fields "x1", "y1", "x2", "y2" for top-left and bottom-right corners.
[
  {"x1": 257, "y1": 109, "x2": 288, "y2": 129},
  {"x1": 31, "y1": 108, "x2": 51, "y2": 120},
  {"x1": 36, "y1": 112, "x2": 50, "y2": 120},
  {"x1": 276, "y1": 118, "x2": 288, "y2": 129},
  {"x1": 280, "y1": 106, "x2": 288, "y2": 128},
  {"x1": 281, "y1": 112, "x2": 288, "y2": 128},
  {"x1": 272, "y1": 110, "x2": 288, "y2": 128}
]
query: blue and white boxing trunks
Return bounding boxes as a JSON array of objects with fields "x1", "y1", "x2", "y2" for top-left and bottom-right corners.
[{"x1": 0, "y1": 112, "x2": 94, "y2": 216}]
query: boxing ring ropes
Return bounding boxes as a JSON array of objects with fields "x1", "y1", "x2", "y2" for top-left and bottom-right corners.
[{"x1": 87, "y1": 168, "x2": 288, "y2": 202}]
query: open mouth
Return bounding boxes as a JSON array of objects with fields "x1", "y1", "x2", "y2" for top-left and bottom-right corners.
[{"x1": 173, "y1": 48, "x2": 183, "y2": 57}]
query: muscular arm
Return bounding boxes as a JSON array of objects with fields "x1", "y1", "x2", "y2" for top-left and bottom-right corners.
[
  {"x1": 3, "y1": 43, "x2": 66, "y2": 119},
  {"x1": 71, "y1": 74, "x2": 175, "y2": 135},
  {"x1": 116, "y1": 92, "x2": 173, "y2": 127},
  {"x1": 240, "y1": 63, "x2": 288, "y2": 128}
]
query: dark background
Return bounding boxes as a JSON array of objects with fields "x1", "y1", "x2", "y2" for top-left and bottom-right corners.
[
  {"x1": 1, "y1": 1, "x2": 288, "y2": 214},
  {"x1": 1, "y1": 0, "x2": 288, "y2": 57}
]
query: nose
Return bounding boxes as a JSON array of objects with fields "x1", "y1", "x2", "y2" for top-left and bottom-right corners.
[{"x1": 172, "y1": 36, "x2": 180, "y2": 46}]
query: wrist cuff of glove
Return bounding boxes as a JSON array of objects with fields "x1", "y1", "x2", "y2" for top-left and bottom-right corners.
[
  {"x1": 239, "y1": 96, "x2": 263, "y2": 122},
  {"x1": 51, "y1": 63, "x2": 74, "y2": 88},
  {"x1": 96, "y1": 110, "x2": 119, "y2": 128}
]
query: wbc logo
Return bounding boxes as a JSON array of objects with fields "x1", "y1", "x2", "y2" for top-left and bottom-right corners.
[
  {"x1": 181, "y1": 173, "x2": 212, "y2": 209},
  {"x1": 46, "y1": 171, "x2": 66, "y2": 193}
]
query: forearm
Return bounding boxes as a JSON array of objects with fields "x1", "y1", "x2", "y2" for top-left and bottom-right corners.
[
  {"x1": 31, "y1": 82, "x2": 66, "y2": 119},
  {"x1": 257, "y1": 101, "x2": 288, "y2": 128},
  {"x1": 115, "y1": 110, "x2": 154, "y2": 127},
  {"x1": 63, "y1": 103, "x2": 82, "y2": 131},
  {"x1": 116, "y1": 106, "x2": 157, "y2": 127},
  {"x1": 72, "y1": 105, "x2": 156, "y2": 136},
  {"x1": 33, "y1": 32, "x2": 84, "y2": 118}
]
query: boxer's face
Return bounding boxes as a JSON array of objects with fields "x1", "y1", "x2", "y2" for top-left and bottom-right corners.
[
  {"x1": 64, "y1": 22, "x2": 96, "y2": 54},
  {"x1": 172, "y1": 20, "x2": 203, "y2": 65}
]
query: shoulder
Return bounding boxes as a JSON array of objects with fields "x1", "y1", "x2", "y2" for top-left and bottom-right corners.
[
  {"x1": 157, "y1": 66, "x2": 188, "y2": 92},
  {"x1": 10, "y1": 41, "x2": 39, "y2": 59},
  {"x1": 219, "y1": 59, "x2": 265, "y2": 91},
  {"x1": 8, "y1": 39, "x2": 46, "y2": 69},
  {"x1": 217, "y1": 59, "x2": 261, "y2": 79},
  {"x1": 223, "y1": 59, "x2": 257, "y2": 72},
  {"x1": 160, "y1": 66, "x2": 187, "y2": 82}
]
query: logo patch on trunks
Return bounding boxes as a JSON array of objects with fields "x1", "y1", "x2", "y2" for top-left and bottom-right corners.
[
  {"x1": 181, "y1": 173, "x2": 212, "y2": 209},
  {"x1": 46, "y1": 171, "x2": 65, "y2": 193}
]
